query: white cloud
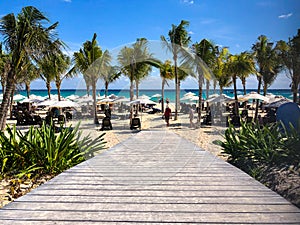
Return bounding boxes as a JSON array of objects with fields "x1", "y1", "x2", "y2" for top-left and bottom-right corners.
[
  {"x1": 63, "y1": 0, "x2": 72, "y2": 3},
  {"x1": 278, "y1": 13, "x2": 293, "y2": 19},
  {"x1": 188, "y1": 31, "x2": 194, "y2": 35},
  {"x1": 181, "y1": 0, "x2": 194, "y2": 5}
]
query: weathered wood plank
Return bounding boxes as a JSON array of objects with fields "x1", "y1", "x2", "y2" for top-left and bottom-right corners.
[{"x1": 0, "y1": 130, "x2": 299, "y2": 224}]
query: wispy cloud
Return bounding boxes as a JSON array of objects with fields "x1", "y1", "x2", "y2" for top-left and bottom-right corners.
[
  {"x1": 278, "y1": 13, "x2": 293, "y2": 19},
  {"x1": 200, "y1": 19, "x2": 216, "y2": 25},
  {"x1": 181, "y1": 0, "x2": 194, "y2": 5},
  {"x1": 63, "y1": 0, "x2": 72, "y2": 3},
  {"x1": 188, "y1": 31, "x2": 194, "y2": 35}
]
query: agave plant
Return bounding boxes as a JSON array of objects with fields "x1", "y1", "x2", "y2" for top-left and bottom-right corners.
[{"x1": 0, "y1": 122, "x2": 106, "y2": 177}]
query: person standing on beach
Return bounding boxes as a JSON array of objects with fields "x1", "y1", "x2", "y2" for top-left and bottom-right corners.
[
  {"x1": 164, "y1": 105, "x2": 172, "y2": 127},
  {"x1": 189, "y1": 105, "x2": 195, "y2": 128}
]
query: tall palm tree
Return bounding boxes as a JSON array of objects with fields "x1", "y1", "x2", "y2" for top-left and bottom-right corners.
[
  {"x1": 252, "y1": 35, "x2": 279, "y2": 119},
  {"x1": 192, "y1": 39, "x2": 217, "y2": 122},
  {"x1": 161, "y1": 20, "x2": 191, "y2": 120},
  {"x1": 73, "y1": 33, "x2": 111, "y2": 124},
  {"x1": 118, "y1": 38, "x2": 152, "y2": 101},
  {"x1": 226, "y1": 52, "x2": 256, "y2": 116},
  {"x1": 0, "y1": 6, "x2": 59, "y2": 130}
]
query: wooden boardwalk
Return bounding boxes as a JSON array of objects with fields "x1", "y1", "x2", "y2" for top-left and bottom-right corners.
[{"x1": 0, "y1": 130, "x2": 299, "y2": 224}]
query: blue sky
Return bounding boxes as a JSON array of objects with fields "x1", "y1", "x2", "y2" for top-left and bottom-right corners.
[{"x1": 1, "y1": 0, "x2": 299, "y2": 90}]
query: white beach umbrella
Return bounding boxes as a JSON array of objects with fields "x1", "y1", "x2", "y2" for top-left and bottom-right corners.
[
  {"x1": 184, "y1": 92, "x2": 196, "y2": 97},
  {"x1": 36, "y1": 99, "x2": 57, "y2": 107},
  {"x1": 129, "y1": 98, "x2": 157, "y2": 105},
  {"x1": 180, "y1": 95, "x2": 199, "y2": 101},
  {"x1": 13, "y1": 94, "x2": 26, "y2": 101},
  {"x1": 207, "y1": 94, "x2": 233, "y2": 103},
  {"x1": 97, "y1": 98, "x2": 114, "y2": 104},
  {"x1": 66, "y1": 94, "x2": 80, "y2": 101},
  {"x1": 113, "y1": 97, "x2": 130, "y2": 103},
  {"x1": 75, "y1": 95, "x2": 93, "y2": 103},
  {"x1": 238, "y1": 91, "x2": 269, "y2": 102},
  {"x1": 151, "y1": 93, "x2": 161, "y2": 98},
  {"x1": 50, "y1": 100, "x2": 80, "y2": 108}
]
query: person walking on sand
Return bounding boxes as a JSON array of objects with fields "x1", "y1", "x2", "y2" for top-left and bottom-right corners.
[
  {"x1": 164, "y1": 105, "x2": 172, "y2": 127},
  {"x1": 189, "y1": 105, "x2": 195, "y2": 128}
]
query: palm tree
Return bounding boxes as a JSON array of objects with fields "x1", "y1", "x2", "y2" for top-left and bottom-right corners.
[
  {"x1": 0, "y1": 6, "x2": 59, "y2": 130},
  {"x1": 73, "y1": 33, "x2": 111, "y2": 124},
  {"x1": 252, "y1": 35, "x2": 279, "y2": 119},
  {"x1": 161, "y1": 20, "x2": 191, "y2": 120},
  {"x1": 226, "y1": 52, "x2": 256, "y2": 116},
  {"x1": 276, "y1": 30, "x2": 300, "y2": 103},
  {"x1": 102, "y1": 66, "x2": 121, "y2": 97},
  {"x1": 237, "y1": 52, "x2": 255, "y2": 95},
  {"x1": 19, "y1": 61, "x2": 40, "y2": 98},
  {"x1": 118, "y1": 38, "x2": 152, "y2": 101},
  {"x1": 159, "y1": 60, "x2": 174, "y2": 112},
  {"x1": 213, "y1": 47, "x2": 232, "y2": 95}
]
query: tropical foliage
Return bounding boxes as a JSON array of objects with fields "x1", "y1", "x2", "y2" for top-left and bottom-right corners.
[
  {"x1": 276, "y1": 30, "x2": 300, "y2": 103},
  {"x1": 73, "y1": 33, "x2": 111, "y2": 124},
  {"x1": 0, "y1": 122, "x2": 106, "y2": 177},
  {"x1": 118, "y1": 38, "x2": 153, "y2": 100},
  {"x1": 0, "y1": 6, "x2": 60, "y2": 130}
]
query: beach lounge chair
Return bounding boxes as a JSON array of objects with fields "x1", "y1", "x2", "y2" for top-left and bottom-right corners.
[
  {"x1": 100, "y1": 117, "x2": 112, "y2": 130},
  {"x1": 130, "y1": 117, "x2": 141, "y2": 130}
]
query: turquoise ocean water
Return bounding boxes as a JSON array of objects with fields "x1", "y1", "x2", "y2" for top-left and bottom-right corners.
[{"x1": 2, "y1": 89, "x2": 294, "y2": 102}]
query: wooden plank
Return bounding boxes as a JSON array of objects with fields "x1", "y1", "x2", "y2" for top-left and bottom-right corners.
[{"x1": 0, "y1": 130, "x2": 299, "y2": 224}]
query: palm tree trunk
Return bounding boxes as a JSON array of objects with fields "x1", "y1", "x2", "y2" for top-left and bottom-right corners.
[
  {"x1": 197, "y1": 70, "x2": 203, "y2": 124},
  {"x1": 254, "y1": 76, "x2": 262, "y2": 121},
  {"x1": 161, "y1": 78, "x2": 165, "y2": 113},
  {"x1": 263, "y1": 84, "x2": 267, "y2": 96},
  {"x1": 292, "y1": 81, "x2": 298, "y2": 103},
  {"x1": 46, "y1": 81, "x2": 51, "y2": 99},
  {"x1": 242, "y1": 80, "x2": 246, "y2": 95},
  {"x1": 233, "y1": 75, "x2": 239, "y2": 116},
  {"x1": 0, "y1": 69, "x2": 15, "y2": 131},
  {"x1": 105, "y1": 81, "x2": 109, "y2": 97},
  {"x1": 9, "y1": 89, "x2": 14, "y2": 119},
  {"x1": 56, "y1": 81, "x2": 61, "y2": 101},
  {"x1": 92, "y1": 78, "x2": 99, "y2": 124},
  {"x1": 174, "y1": 57, "x2": 179, "y2": 120},
  {"x1": 206, "y1": 79, "x2": 210, "y2": 99},
  {"x1": 135, "y1": 81, "x2": 139, "y2": 99},
  {"x1": 25, "y1": 81, "x2": 31, "y2": 98},
  {"x1": 130, "y1": 80, "x2": 134, "y2": 101}
]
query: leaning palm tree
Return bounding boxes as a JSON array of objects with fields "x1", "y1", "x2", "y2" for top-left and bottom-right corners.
[
  {"x1": 161, "y1": 20, "x2": 191, "y2": 120},
  {"x1": 73, "y1": 33, "x2": 111, "y2": 124},
  {"x1": 0, "y1": 6, "x2": 60, "y2": 130}
]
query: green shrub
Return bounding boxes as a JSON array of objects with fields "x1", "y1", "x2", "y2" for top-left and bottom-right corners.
[
  {"x1": 0, "y1": 122, "x2": 106, "y2": 177},
  {"x1": 221, "y1": 121, "x2": 300, "y2": 171}
]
